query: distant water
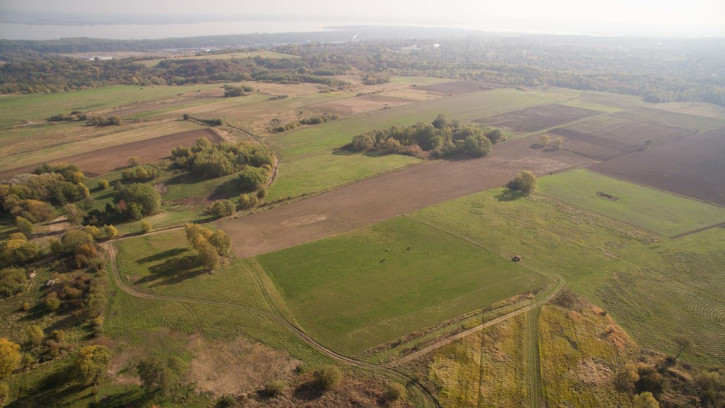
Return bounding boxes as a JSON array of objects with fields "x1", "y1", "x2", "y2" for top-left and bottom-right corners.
[{"x1": 0, "y1": 20, "x2": 341, "y2": 40}]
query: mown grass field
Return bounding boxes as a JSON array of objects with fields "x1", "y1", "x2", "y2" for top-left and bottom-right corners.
[
  {"x1": 410, "y1": 188, "x2": 725, "y2": 364},
  {"x1": 537, "y1": 169, "x2": 725, "y2": 237},
  {"x1": 107, "y1": 233, "x2": 332, "y2": 367},
  {"x1": 426, "y1": 314, "x2": 528, "y2": 407},
  {"x1": 0, "y1": 84, "x2": 222, "y2": 127},
  {"x1": 255, "y1": 216, "x2": 550, "y2": 355}
]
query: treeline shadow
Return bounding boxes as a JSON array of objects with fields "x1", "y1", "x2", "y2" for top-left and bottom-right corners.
[
  {"x1": 495, "y1": 189, "x2": 527, "y2": 201},
  {"x1": 135, "y1": 255, "x2": 207, "y2": 287}
]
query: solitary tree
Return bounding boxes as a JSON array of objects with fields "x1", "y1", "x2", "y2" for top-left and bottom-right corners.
[
  {"x1": 673, "y1": 335, "x2": 693, "y2": 361},
  {"x1": 75, "y1": 345, "x2": 111, "y2": 385},
  {"x1": 508, "y1": 171, "x2": 537, "y2": 195},
  {"x1": 0, "y1": 338, "x2": 21, "y2": 379}
]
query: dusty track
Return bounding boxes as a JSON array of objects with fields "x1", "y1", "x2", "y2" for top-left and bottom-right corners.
[{"x1": 220, "y1": 136, "x2": 593, "y2": 258}]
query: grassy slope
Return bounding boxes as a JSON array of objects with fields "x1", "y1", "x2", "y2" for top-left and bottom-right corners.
[
  {"x1": 255, "y1": 216, "x2": 549, "y2": 355},
  {"x1": 410, "y1": 188, "x2": 725, "y2": 364},
  {"x1": 0, "y1": 84, "x2": 222, "y2": 127},
  {"x1": 538, "y1": 169, "x2": 725, "y2": 237}
]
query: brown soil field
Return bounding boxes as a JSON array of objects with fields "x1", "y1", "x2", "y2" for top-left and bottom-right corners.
[
  {"x1": 0, "y1": 128, "x2": 221, "y2": 178},
  {"x1": 476, "y1": 104, "x2": 600, "y2": 133},
  {"x1": 549, "y1": 128, "x2": 639, "y2": 160},
  {"x1": 588, "y1": 127, "x2": 725, "y2": 205},
  {"x1": 564, "y1": 115, "x2": 695, "y2": 146},
  {"x1": 312, "y1": 95, "x2": 414, "y2": 115},
  {"x1": 417, "y1": 80, "x2": 500, "y2": 94},
  {"x1": 219, "y1": 137, "x2": 593, "y2": 258}
]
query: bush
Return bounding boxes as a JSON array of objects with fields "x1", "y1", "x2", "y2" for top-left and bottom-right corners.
[
  {"x1": 262, "y1": 379, "x2": 286, "y2": 398},
  {"x1": 238, "y1": 166, "x2": 269, "y2": 193},
  {"x1": 238, "y1": 193, "x2": 259, "y2": 210},
  {"x1": 383, "y1": 382, "x2": 407, "y2": 401},
  {"x1": 140, "y1": 220, "x2": 152, "y2": 234},
  {"x1": 97, "y1": 179, "x2": 110, "y2": 190},
  {"x1": 61, "y1": 230, "x2": 94, "y2": 255},
  {"x1": 116, "y1": 183, "x2": 161, "y2": 218},
  {"x1": 507, "y1": 171, "x2": 537, "y2": 195},
  {"x1": 0, "y1": 267, "x2": 26, "y2": 298},
  {"x1": 15, "y1": 216, "x2": 33, "y2": 236},
  {"x1": 314, "y1": 365, "x2": 342, "y2": 390},
  {"x1": 208, "y1": 200, "x2": 236, "y2": 218},
  {"x1": 0, "y1": 235, "x2": 41, "y2": 267}
]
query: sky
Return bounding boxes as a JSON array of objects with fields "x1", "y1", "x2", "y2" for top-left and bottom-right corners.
[{"x1": 1, "y1": 0, "x2": 724, "y2": 38}]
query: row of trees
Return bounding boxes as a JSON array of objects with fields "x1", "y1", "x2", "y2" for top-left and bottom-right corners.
[{"x1": 348, "y1": 114, "x2": 504, "y2": 158}]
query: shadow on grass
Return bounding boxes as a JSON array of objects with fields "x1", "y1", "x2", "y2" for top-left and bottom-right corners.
[
  {"x1": 89, "y1": 389, "x2": 153, "y2": 408},
  {"x1": 136, "y1": 248, "x2": 188, "y2": 264},
  {"x1": 292, "y1": 381, "x2": 325, "y2": 401},
  {"x1": 209, "y1": 178, "x2": 245, "y2": 201},
  {"x1": 135, "y1": 255, "x2": 207, "y2": 287},
  {"x1": 495, "y1": 189, "x2": 528, "y2": 201}
]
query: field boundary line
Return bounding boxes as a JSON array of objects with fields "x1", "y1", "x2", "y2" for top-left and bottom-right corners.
[{"x1": 525, "y1": 307, "x2": 545, "y2": 408}]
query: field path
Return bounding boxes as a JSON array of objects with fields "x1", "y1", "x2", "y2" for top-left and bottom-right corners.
[
  {"x1": 104, "y1": 242, "x2": 441, "y2": 407},
  {"x1": 219, "y1": 137, "x2": 593, "y2": 258},
  {"x1": 385, "y1": 279, "x2": 564, "y2": 368},
  {"x1": 525, "y1": 307, "x2": 546, "y2": 408}
]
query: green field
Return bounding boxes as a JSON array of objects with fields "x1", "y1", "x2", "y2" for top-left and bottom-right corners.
[
  {"x1": 255, "y1": 216, "x2": 550, "y2": 355},
  {"x1": 538, "y1": 169, "x2": 725, "y2": 237},
  {"x1": 0, "y1": 84, "x2": 222, "y2": 127},
  {"x1": 267, "y1": 88, "x2": 570, "y2": 199},
  {"x1": 138, "y1": 50, "x2": 299, "y2": 67},
  {"x1": 410, "y1": 188, "x2": 725, "y2": 364}
]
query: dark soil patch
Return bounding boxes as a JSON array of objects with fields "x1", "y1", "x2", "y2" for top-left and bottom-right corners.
[
  {"x1": 588, "y1": 127, "x2": 725, "y2": 205},
  {"x1": 476, "y1": 104, "x2": 600, "y2": 133},
  {"x1": 549, "y1": 128, "x2": 640, "y2": 160},
  {"x1": 0, "y1": 128, "x2": 221, "y2": 179},
  {"x1": 417, "y1": 80, "x2": 500, "y2": 95},
  {"x1": 596, "y1": 192, "x2": 619, "y2": 201}
]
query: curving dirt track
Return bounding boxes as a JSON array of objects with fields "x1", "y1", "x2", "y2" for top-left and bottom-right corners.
[{"x1": 219, "y1": 136, "x2": 594, "y2": 258}]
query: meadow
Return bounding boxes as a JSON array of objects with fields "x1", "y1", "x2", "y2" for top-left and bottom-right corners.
[
  {"x1": 266, "y1": 87, "x2": 576, "y2": 200},
  {"x1": 255, "y1": 216, "x2": 550, "y2": 355},
  {"x1": 0, "y1": 83, "x2": 223, "y2": 127},
  {"x1": 410, "y1": 187, "x2": 725, "y2": 364},
  {"x1": 0, "y1": 120, "x2": 203, "y2": 174},
  {"x1": 537, "y1": 169, "x2": 725, "y2": 237}
]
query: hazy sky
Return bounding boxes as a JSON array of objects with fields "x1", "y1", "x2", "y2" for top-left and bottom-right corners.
[{"x1": 1, "y1": 0, "x2": 724, "y2": 38}]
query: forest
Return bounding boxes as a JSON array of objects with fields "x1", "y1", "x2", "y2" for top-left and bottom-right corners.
[{"x1": 1, "y1": 34, "x2": 724, "y2": 105}]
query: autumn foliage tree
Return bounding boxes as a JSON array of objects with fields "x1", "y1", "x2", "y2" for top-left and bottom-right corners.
[{"x1": 184, "y1": 223, "x2": 231, "y2": 268}]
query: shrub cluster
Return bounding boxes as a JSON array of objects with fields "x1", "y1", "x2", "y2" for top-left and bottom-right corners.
[
  {"x1": 184, "y1": 223, "x2": 231, "y2": 268},
  {"x1": 172, "y1": 138, "x2": 273, "y2": 179},
  {"x1": 348, "y1": 114, "x2": 503, "y2": 158}
]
